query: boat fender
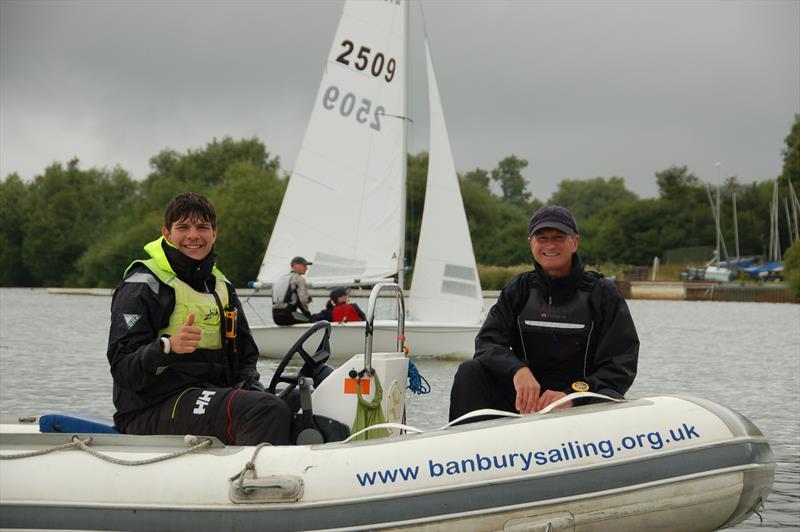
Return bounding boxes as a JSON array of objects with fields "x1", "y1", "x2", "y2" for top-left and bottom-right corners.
[{"x1": 385, "y1": 379, "x2": 404, "y2": 428}]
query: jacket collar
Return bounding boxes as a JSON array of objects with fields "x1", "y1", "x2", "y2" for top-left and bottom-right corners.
[
  {"x1": 532, "y1": 253, "x2": 584, "y2": 302},
  {"x1": 144, "y1": 236, "x2": 218, "y2": 293}
]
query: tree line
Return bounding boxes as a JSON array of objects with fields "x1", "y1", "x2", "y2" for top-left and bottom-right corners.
[{"x1": 2, "y1": 114, "x2": 798, "y2": 289}]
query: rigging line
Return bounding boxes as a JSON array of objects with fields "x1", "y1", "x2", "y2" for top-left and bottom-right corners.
[
  {"x1": 417, "y1": 0, "x2": 429, "y2": 42},
  {"x1": 242, "y1": 296, "x2": 266, "y2": 324}
]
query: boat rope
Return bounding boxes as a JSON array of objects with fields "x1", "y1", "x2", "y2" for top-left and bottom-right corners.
[
  {"x1": 537, "y1": 391, "x2": 623, "y2": 414},
  {"x1": 229, "y1": 442, "x2": 272, "y2": 492},
  {"x1": 0, "y1": 434, "x2": 213, "y2": 465},
  {"x1": 0, "y1": 437, "x2": 86, "y2": 460},
  {"x1": 242, "y1": 296, "x2": 266, "y2": 324},
  {"x1": 343, "y1": 422, "x2": 424, "y2": 443},
  {"x1": 407, "y1": 358, "x2": 430, "y2": 394},
  {"x1": 442, "y1": 409, "x2": 522, "y2": 429}
]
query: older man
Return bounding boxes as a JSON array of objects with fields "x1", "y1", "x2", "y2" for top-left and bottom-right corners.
[{"x1": 449, "y1": 205, "x2": 639, "y2": 420}]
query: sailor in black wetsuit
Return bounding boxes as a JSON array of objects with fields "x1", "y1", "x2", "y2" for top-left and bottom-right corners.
[{"x1": 449, "y1": 205, "x2": 639, "y2": 421}]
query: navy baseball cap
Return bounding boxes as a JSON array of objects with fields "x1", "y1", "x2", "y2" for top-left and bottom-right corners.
[
  {"x1": 329, "y1": 287, "x2": 348, "y2": 300},
  {"x1": 291, "y1": 256, "x2": 312, "y2": 266},
  {"x1": 528, "y1": 205, "x2": 579, "y2": 237}
]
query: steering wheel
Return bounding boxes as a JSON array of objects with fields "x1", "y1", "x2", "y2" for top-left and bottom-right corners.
[{"x1": 268, "y1": 321, "x2": 332, "y2": 399}]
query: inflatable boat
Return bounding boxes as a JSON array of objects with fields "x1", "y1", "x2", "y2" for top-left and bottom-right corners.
[{"x1": 0, "y1": 285, "x2": 775, "y2": 531}]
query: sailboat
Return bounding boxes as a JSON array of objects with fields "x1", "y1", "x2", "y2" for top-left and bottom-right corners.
[{"x1": 250, "y1": 0, "x2": 483, "y2": 360}]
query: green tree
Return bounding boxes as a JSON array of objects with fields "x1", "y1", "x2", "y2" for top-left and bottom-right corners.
[
  {"x1": 719, "y1": 178, "x2": 773, "y2": 258},
  {"x1": 211, "y1": 161, "x2": 287, "y2": 286},
  {"x1": 549, "y1": 176, "x2": 638, "y2": 221},
  {"x1": 461, "y1": 173, "x2": 533, "y2": 266},
  {"x1": 593, "y1": 199, "x2": 670, "y2": 264},
  {"x1": 462, "y1": 167, "x2": 490, "y2": 189},
  {"x1": 75, "y1": 137, "x2": 283, "y2": 287},
  {"x1": 73, "y1": 211, "x2": 163, "y2": 288},
  {"x1": 780, "y1": 113, "x2": 800, "y2": 187},
  {"x1": 491, "y1": 155, "x2": 531, "y2": 206},
  {"x1": 784, "y1": 240, "x2": 800, "y2": 298},
  {"x1": 405, "y1": 151, "x2": 429, "y2": 273},
  {"x1": 139, "y1": 136, "x2": 280, "y2": 212},
  {"x1": 0, "y1": 174, "x2": 32, "y2": 286},
  {"x1": 656, "y1": 165, "x2": 703, "y2": 202},
  {"x1": 22, "y1": 159, "x2": 135, "y2": 286}
]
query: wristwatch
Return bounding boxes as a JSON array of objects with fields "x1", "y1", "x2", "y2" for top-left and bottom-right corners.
[
  {"x1": 570, "y1": 380, "x2": 590, "y2": 393},
  {"x1": 159, "y1": 336, "x2": 171, "y2": 354}
]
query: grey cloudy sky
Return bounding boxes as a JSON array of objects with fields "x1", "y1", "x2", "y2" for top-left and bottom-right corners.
[{"x1": 1, "y1": 0, "x2": 798, "y2": 200}]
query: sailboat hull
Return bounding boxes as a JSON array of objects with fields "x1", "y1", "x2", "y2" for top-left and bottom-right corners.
[
  {"x1": 252, "y1": 321, "x2": 478, "y2": 361},
  {"x1": 0, "y1": 396, "x2": 774, "y2": 531}
]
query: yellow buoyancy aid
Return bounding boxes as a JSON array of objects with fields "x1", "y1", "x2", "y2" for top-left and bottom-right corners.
[{"x1": 126, "y1": 237, "x2": 229, "y2": 350}]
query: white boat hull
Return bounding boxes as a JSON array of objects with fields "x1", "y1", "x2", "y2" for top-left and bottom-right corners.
[
  {"x1": 0, "y1": 396, "x2": 774, "y2": 531},
  {"x1": 252, "y1": 320, "x2": 478, "y2": 361}
]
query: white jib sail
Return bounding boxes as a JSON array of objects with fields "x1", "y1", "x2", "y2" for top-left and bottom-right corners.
[
  {"x1": 256, "y1": 0, "x2": 407, "y2": 287},
  {"x1": 408, "y1": 38, "x2": 483, "y2": 324}
]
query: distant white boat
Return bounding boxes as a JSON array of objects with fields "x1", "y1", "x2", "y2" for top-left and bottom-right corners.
[
  {"x1": 704, "y1": 265, "x2": 734, "y2": 282},
  {"x1": 251, "y1": 0, "x2": 482, "y2": 361}
]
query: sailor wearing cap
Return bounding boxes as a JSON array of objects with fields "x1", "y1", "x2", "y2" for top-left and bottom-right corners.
[
  {"x1": 449, "y1": 205, "x2": 639, "y2": 422},
  {"x1": 311, "y1": 287, "x2": 367, "y2": 323},
  {"x1": 272, "y1": 256, "x2": 315, "y2": 325}
]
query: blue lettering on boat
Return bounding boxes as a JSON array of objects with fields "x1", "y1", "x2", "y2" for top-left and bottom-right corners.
[{"x1": 356, "y1": 465, "x2": 420, "y2": 486}]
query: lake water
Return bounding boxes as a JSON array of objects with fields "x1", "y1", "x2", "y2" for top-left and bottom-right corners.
[{"x1": 1, "y1": 288, "x2": 798, "y2": 529}]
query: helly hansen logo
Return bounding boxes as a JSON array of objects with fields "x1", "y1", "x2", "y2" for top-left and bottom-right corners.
[
  {"x1": 193, "y1": 390, "x2": 217, "y2": 415},
  {"x1": 123, "y1": 314, "x2": 141, "y2": 329}
]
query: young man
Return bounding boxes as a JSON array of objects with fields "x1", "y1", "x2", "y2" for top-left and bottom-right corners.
[
  {"x1": 449, "y1": 205, "x2": 639, "y2": 421},
  {"x1": 107, "y1": 192, "x2": 291, "y2": 445},
  {"x1": 271, "y1": 256, "x2": 314, "y2": 325}
]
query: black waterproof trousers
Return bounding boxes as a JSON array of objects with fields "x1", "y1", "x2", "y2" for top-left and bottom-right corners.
[
  {"x1": 448, "y1": 359, "x2": 518, "y2": 423},
  {"x1": 119, "y1": 386, "x2": 291, "y2": 445},
  {"x1": 272, "y1": 308, "x2": 311, "y2": 326}
]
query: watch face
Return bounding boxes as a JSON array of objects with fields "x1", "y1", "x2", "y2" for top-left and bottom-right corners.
[{"x1": 571, "y1": 381, "x2": 590, "y2": 393}]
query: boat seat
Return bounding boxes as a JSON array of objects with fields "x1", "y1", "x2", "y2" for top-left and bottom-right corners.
[{"x1": 39, "y1": 413, "x2": 120, "y2": 434}]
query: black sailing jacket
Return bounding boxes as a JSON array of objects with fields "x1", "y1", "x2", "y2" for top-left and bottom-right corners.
[
  {"x1": 474, "y1": 255, "x2": 639, "y2": 398},
  {"x1": 107, "y1": 241, "x2": 261, "y2": 426}
]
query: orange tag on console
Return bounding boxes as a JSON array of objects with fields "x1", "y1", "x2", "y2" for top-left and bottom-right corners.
[{"x1": 344, "y1": 377, "x2": 371, "y2": 395}]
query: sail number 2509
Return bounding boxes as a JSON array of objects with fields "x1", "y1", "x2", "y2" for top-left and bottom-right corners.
[
  {"x1": 322, "y1": 85, "x2": 385, "y2": 131},
  {"x1": 336, "y1": 40, "x2": 397, "y2": 82}
]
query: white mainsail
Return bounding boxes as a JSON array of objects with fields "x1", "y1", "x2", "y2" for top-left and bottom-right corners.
[
  {"x1": 256, "y1": 0, "x2": 407, "y2": 287},
  {"x1": 407, "y1": 38, "x2": 483, "y2": 324},
  {"x1": 251, "y1": 1, "x2": 483, "y2": 359}
]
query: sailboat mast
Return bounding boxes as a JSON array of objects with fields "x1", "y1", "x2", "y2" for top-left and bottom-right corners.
[
  {"x1": 785, "y1": 198, "x2": 793, "y2": 250},
  {"x1": 789, "y1": 178, "x2": 800, "y2": 242},
  {"x1": 732, "y1": 192, "x2": 739, "y2": 262},
  {"x1": 715, "y1": 186, "x2": 721, "y2": 265},
  {"x1": 397, "y1": 0, "x2": 409, "y2": 289}
]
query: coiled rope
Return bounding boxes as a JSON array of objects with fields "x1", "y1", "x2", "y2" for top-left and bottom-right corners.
[
  {"x1": 407, "y1": 358, "x2": 430, "y2": 394},
  {"x1": 229, "y1": 442, "x2": 273, "y2": 493},
  {"x1": 0, "y1": 434, "x2": 213, "y2": 465}
]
